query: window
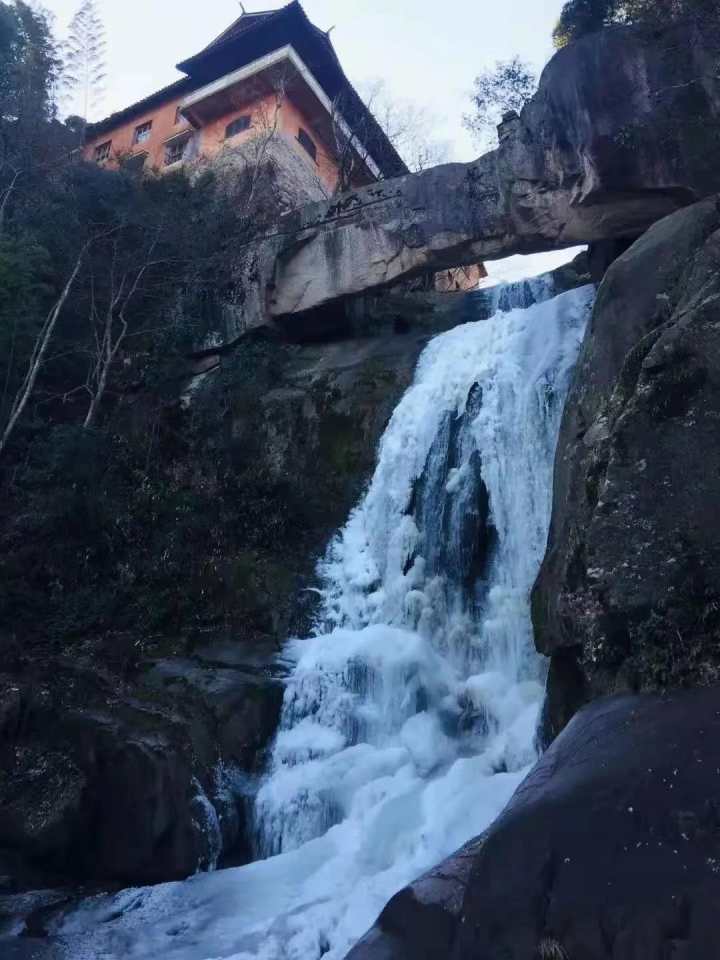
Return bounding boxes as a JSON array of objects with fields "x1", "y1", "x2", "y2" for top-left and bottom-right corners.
[
  {"x1": 164, "y1": 137, "x2": 188, "y2": 166},
  {"x1": 94, "y1": 140, "x2": 112, "y2": 162},
  {"x1": 121, "y1": 152, "x2": 147, "y2": 175},
  {"x1": 133, "y1": 121, "x2": 152, "y2": 145},
  {"x1": 297, "y1": 127, "x2": 317, "y2": 162},
  {"x1": 225, "y1": 115, "x2": 251, "y2": 139}
]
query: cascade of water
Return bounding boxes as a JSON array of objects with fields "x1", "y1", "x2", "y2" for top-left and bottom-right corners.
[
  {"x1": 254, "y1": 280, "x2": 592, "y2": 860},
  {"x1": 486, "y1": 272, "x2": 557, "y2": 313},
  {"x1": 52, "y1": 281, "x2": 594, "y2": 960}
]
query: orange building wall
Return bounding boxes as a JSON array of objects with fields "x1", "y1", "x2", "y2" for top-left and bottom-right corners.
[
  {"x1": 85, "y1": 93, "x2": 189, "y2": 170},
  {"x1": 85, "y1": 91, "x2": 342, "y2": 192},
  {"x1": 198, "y1": 93, "x2": 281, "y2": 158},
  {"x1": 435, "y1": 263, "x2": 488, "y2": 293},
  {"x1": 279, "y1": 98, "x2": 340, "y2": 193}
]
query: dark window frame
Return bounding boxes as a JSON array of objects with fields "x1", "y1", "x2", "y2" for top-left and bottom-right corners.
[
  {"x1": 95, "y1": 140, "x2": 112, "y2": 162},
  {"x1": 164, "y1": 135, "x2": 189, "y2": 167},
  {"x1": 122, "y1": 151, "x2": 147, "y2": 174},
  {"x1": 225, "y1": 115, "x2": 251, "y2": 139},
  {"x1": 297, "y1": 127, "x2": 317, "y2": 163}
]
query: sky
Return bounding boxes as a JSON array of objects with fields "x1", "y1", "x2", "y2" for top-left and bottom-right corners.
[{"x1": 45, "y1": 0, "x2": 567, "y2": 163}]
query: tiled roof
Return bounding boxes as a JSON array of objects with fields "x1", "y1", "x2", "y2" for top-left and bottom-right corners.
[
  {"x1": 88, "y1": 6, "x2": 295, "y2": 137},
  {"x1": 86, "y1": 77, "x2": 195, "y2": 138},
  {"x1": 177, "y1": 3, "x2": 302, "y2": 73},
  {"x1": 203, "y1": 10, "x2": 280, "y2": 50},
  {"x1": 87, "y1": 1, "x2": 408, "y2": 179}
]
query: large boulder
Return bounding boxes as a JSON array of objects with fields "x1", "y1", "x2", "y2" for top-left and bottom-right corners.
[
  {"x1": 0, "y1": 655, "x2": 282, "y2": 889},
  {"x1": 455, "y1": 687, "x2": 720, "y2": 959},
  {"x1": 349, "y1": 687, "x2": 720, "y2": 959},
  {"x1": 248, "y1": 19, "x2": 720, "y2": 328},
  {"x1": 533, "y1": 196, "x2": 720, "y2": 738}
]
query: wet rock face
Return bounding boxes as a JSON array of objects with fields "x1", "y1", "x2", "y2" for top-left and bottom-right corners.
[
  {"x1": 0, "y1": 636, "x2": 294, "y2": 904},
  {"x1": 533, "y1": 197, "x2": 720, "y2": 738},
  {"x1": 256, "y1": 19, "x2": 720, "y2": 326},
  {"x1": 0, "y1": 663, "x2": 281, "y2": 888},
  {"x1": 349, "y1": 687, "x2": 720, "y2": 960}
]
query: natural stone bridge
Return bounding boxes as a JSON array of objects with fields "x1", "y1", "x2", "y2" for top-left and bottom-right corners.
[{"x1": 243, "y1": 20, "x2": 720, "y2": 329}]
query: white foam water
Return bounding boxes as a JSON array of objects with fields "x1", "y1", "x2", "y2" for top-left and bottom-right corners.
[{"x1": 51, "y1": 282, "x2": 594, "y2": 960}]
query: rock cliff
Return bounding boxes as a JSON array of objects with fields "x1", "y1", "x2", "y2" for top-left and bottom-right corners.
[
  {"x1": 5, "y1": 11, "x2": 720, "y2": 955},
  {"x1": 534, "y1": 196, "x2": 720, "y2": 738},
  {"x1": 249, "y1": 19, "x2": 720, "y2": 328}
]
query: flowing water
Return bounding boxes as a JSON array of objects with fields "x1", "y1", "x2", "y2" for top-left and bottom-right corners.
[{"x1": 52, "y1": 280, "x2": 594, "y2": 960}]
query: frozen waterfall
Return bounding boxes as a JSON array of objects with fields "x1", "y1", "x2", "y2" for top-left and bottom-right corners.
[{"x1": 52, "y1": 280, "x2": 594, "y2": 960}]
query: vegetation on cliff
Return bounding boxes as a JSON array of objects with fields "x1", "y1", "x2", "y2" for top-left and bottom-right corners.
[
  {"x1": 0, "y1": 2, "x2": 314, "y2": 655},
  {"x1": 553, "y1": 0, "x2": 717, "y2": 45},
  {"x1": 464, "y1": 0, "x2": 718, "y2": 148},
  {"x1": 463, "y1": 57, "x2": 536, "y2": 147}
]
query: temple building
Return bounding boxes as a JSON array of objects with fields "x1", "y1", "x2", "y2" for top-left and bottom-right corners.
[
  {"x1": 84, "y1": 2, "x2": 407, "y2": 195},
  {"x1": 85, "y1": 2, "x2": 484, "y2": 292}
]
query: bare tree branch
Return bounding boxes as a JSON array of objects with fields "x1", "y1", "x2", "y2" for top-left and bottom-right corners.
[
  {"x1": 0, "y1": 167, "x2": 22, "y2": 235},
  {"x1": 0, "y1": 242, "x2": 90, "y2": 458},
  {"x1": 83, "y1": 229, "x2": 165, "y2": 428}
]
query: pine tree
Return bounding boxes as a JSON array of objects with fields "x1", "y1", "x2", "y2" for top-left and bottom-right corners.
[{"x1": 63, "y1": 0, "x2": 106, "y2": 124}]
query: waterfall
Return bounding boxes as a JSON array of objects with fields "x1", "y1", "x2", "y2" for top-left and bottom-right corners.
[
  {"x1": 253, "y1": 275, "x2": 588, "y2": 861},
  {"x1": 52, "y1": 281, "x2": 594, "y2": 960}
]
